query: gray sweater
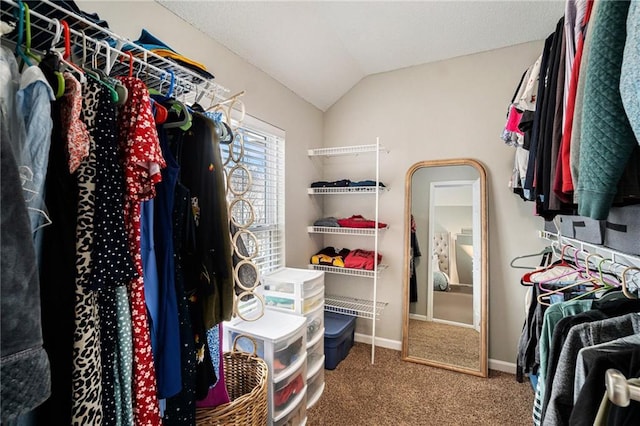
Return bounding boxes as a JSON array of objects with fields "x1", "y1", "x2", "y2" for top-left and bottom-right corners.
[{"x1": 543, "y1": 313, "x2": 640, "y2": 425}]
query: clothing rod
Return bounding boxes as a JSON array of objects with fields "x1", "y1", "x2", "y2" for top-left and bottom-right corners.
[
  {"x1": 1, "y1": 0, "x2": 229, "y2": 105},
  {"x1": 539, "y1": 230, "x2": 640, "y2": 294}
]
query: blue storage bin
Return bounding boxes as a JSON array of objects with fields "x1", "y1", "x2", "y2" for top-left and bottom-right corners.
[{"x1": 324, "y1": 312, "x2": 356, "y2": 370}]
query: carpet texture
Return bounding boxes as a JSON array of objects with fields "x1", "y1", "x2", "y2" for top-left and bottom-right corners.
[
  {"x1": 407, "y1": 320, "x2": 479, "y2": 369},
  {"x1": 307, "y1": 343, "x2": 534, "y2": 426}
]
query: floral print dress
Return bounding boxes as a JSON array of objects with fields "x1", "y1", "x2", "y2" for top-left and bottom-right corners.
[{"x1": 116, "y1": 76, "x2": 166, "y2": 426}]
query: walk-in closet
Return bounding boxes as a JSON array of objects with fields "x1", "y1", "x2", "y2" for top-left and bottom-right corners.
[{"x1": 1, "y1": 1, "x2": 638, "y2": 425}]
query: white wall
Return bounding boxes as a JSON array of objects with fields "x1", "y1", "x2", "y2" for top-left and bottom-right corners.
[
  {"x1": 323, "y1": 41, "x2": 550, "y2": 363},
  {"x1": 78, "y1": 1, "x2": 325, "y2": 269}
]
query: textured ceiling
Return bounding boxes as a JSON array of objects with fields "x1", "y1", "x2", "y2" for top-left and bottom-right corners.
[{"x1": 158, "y1": 1, "x2": 565, "y2": 111}]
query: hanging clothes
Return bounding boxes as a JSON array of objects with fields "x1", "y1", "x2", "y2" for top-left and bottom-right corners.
[
  {"x1": 0, "y1": 100, "x2": 51, "y2": 424},
  {"x1": 71, "y1": 78, "x2": 105, "y2": 425},
  {"x1": 116, "y1": 76, "x2": 165, "y2": 426},
  {"x1": 575, "y1": 0, "x2": 639, "y2": 220},
  {"x1": 35, "y1": 72, "x2": 80, "y2": 424},
  {"x1": 171, "y1": 111, "x2": 234, "y2": 328},
  {"x1": 161, "y1": 125, "x2": 197, "y2": 426}
]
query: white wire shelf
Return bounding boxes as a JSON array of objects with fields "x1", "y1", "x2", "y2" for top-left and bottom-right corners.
[
  {"x1": 307, "y1": 144, "x2": 387, "y2": 157},
  {"x1": 307, "y1": 226, "x2": 388, "y2": 235},
  {"x1": 1, "y1": 0, "x2": 229, "y2": 105},
  {"x1": 324, "y1": 294, "x2": 388, "y2": 320},
  {"x1": 307, "y1": 186, "x2": 386, "y2": 194},
  {"x1": 307, "y1": 263, "x2": 388, "y2": 277}
]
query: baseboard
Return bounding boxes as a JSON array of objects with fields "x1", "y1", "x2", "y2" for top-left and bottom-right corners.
[
  {"x1": 409, "y1": 313, "x2": 427, "y2": 321},
  {"x1": 352, "y1": 332, "x2": 516, "y2": 374},
  {"x1": 354, "y1": 333, "x2": 402, "y2": 351},
  {"x1": 489, "y1": 359, "x2": 517, "y2": 374}
]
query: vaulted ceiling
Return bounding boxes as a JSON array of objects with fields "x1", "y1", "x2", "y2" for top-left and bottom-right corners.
[{"x1": 158, "y1": 1, "x2": 565, "y2": 111}]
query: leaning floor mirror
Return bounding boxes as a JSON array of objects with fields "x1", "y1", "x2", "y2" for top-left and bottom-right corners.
[{"x1": 402, "y1": 159, "x2": 488, "y2": 377}]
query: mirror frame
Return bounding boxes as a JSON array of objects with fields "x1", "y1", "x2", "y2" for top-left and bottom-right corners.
[{"x1": 401, "y1": 158, "x2": 488, "y2": 377}]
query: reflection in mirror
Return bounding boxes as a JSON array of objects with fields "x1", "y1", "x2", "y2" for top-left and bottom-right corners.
[{"x1": 402, "y1": 159, "x2": 488, "y2": 377}]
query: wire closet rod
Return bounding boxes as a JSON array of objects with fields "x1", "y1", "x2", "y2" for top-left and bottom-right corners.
[
  {"x1": 1, "y1": 0, "x2": 229, "y2": 105},
  {"x1": 539, "y1": 230, "x2": 640, "y2": 295}
]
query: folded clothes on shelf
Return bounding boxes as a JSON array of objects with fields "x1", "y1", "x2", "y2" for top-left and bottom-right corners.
[
  {"x1": 337, "y1": 215, "x2": 387, "y2": 228},
  {"x1": 313, "y1": 216, "x2": 340, "y2": 227},
  {"x1": 348, "y1": 180, "x2": 386, "y2": 187},
  {"x1": 123, "y1": 29, "x2": 215, "y2": 79},
  {"x1": 309, "y1": 179, "x2": 386, "y2": 188},
  {"x1": 310, "y1": 246, "x2": 350, "y2": 267},
  {"x1": 344, "y1": 249, "x2": 382, "y2": 270},
  {"x1": 310, "y1": 179, "x2": 351, "y2": 188}
]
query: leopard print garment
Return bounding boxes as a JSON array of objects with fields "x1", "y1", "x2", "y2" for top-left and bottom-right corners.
[{"x1": 71, "y1": 80, "x2": 103, "y2": 426}]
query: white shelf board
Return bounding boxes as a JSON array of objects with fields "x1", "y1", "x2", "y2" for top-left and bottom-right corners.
[
  {"x1": 307, "y1": 144, "x2": 387, "y2": 157},
  {"x1": 308, "y1": 264, "x2": 388, "y2": 278},
  {"x1": 324, "y1": 294, "x2": 388, "y2": 320},
  {"x1": 307, "y1": 225, "x2": 388, "y2": 236}
]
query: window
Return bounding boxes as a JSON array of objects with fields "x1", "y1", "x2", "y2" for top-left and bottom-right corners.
[{"x1": 221, "y1": 115, "x2": 285, "y2": 277}]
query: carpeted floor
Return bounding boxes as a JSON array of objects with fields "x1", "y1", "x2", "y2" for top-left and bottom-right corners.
[
  {"x1": 307, "y1": 343, "x2": 534, "y2": 426},
  {"x1": 407, "y1": 319, "x2": 479, "y2": 369},
  {"x1": 433, "y1": 291, "x2": 473, "y2": 324}
]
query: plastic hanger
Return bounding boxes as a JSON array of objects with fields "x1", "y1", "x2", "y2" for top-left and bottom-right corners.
[
  {"x1": 14, "y1": 1, "x2": 32, "y2": 67},
  {"x1": 579, "y1": 252, "x2": 620, "y2": 287},
  {"x1": 119, "y1": 51, "x2": 134, "y2": 78},
  {"x1": 56, "y1": 20, "x2": 86, "y2": 84},
  {"x1": 22, "y1": 3, "x2": 41, "y2": 64},
  {"x1": 153, "y1": 70, "x2": 192, "y2": 130},
  {"x1": 41, "y1": 19, "x2": 66, "y2": 99},
  {"x1": 536, "y1": 276, "x2": 597, "y2": 307},
  {"x1": 150, "y1": 99, "x2": 168, "y2": 124},
  {"x1": 82, "y1": 36, "x2": 118, "y2": 103},
  {"x1": 521, "y1": 244, "x2": 577, "y2": 285},
  {"x1": 98, "y1": 41, "x2": 128, "y2": 105},
  {"x1": 621, "y1": 266, "x2": 640, "y2": 299},
  {"x1": 510, "y1": 246, "x2": 553, "y2": 270}
]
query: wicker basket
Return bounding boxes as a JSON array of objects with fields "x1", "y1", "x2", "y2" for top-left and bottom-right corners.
[{"x1": 196, "y1": 335, "x2": 269, "y2": 425}]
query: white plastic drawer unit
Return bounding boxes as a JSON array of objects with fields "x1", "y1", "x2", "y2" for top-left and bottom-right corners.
[
  {"x1": 224, "y1": 310, "x2": 308, "y2": 383},
  {"x1": 273, "y1": 360, "x2": 307, "y2": 422},
  {"x1": 274, "y1": 391, "x2": 307, "y2": 426},
  {"x1": 305, "y1": 303, "x2": 324, "y2": 346},
  {"x1": 306, "y1": 362, "x2": 325, "y2": 410},
  {"x1": 263, "y1": 267, "x2": 325, "y2": 297},
  {"x1": 264, "y1": 287, "x2": 324, "y2": 315},
  {"x1": 306, "y1": 329, "x2": 324, "y2": 374}
]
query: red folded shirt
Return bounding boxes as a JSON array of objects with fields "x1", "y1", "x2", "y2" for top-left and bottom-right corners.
[
  {"x1": 344, "y1": 249, "x2": 382, "y2": 270},
  {"x1": 274, "y1": 373, "x2": 304, "y2": 407},
  {"x1": 337, "y1": 215, "x2": 387, "y2": 229}
]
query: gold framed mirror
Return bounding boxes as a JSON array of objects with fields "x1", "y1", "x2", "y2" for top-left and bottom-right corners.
[{"x1": 402, "y1": 158, "x2": 488, "y2": 377}]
